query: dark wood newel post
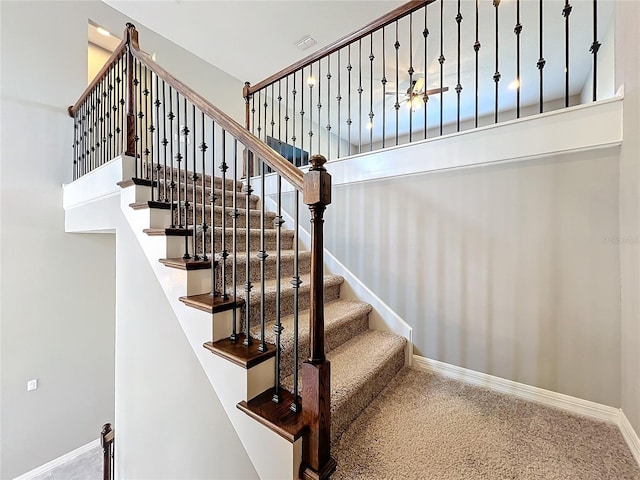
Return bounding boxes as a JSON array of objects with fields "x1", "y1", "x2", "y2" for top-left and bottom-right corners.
[
  {"x1": 124, "y1": 23, "x2": 139, "y2": 158},
  {"x1": 301, "y1": 154, "x2": 336, "y2": 480}
]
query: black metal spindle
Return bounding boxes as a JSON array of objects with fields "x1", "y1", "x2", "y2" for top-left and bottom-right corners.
[
  {"x1": 152, "y1": 74, "x2": 160, "y2": 201},
  {"x1": 308, "y1": 63, "x2": 314, "y2": 157},
  {"x1": 326, "y1": 56, "x2": 332, "y2": 159},
  {"x1": 73, "y1": 112, "x2": 78, "y2": 180},
  {"x1": 290, "y1": 189, "x2": 301, "y2": 413},
  {"x1": 394, "y1": 21, "x2": 400, "y2": 145},
  {"x1": 257, "y1": 90, "x2": 262, "y2": 142},
  {"x1": 423, "y1": 6, "x2": 429, "y2": 139},
  {"x1": 317, "y1": 60, "x2": 322, "y2": 156},
  {"x1": 220, "y1": 130, "x2": 228, "y2": 296},
  {"x1": 230, "y1": 138, "x2": 239, "y2": 341},
  {"x1": 271, "y1": 83, "x2": 276, "y2": 146},
  {"x1": 347, "y1": 46, "x2": 353, "y2": 147},
  {"x1": 494, "y1": 0, "x2": 501, "y2": 124},
  {"x1": 263, "y1": 92, "x2": 269, "y2": 144},
  {"x1": 409, "y1": 13, "x2": 414, "y2": 141},
  {"x1": 89, "y1": 90, "x2": 94, "y2": 172},
  {"x1": 181, "y1": 97, "x2": 190, "y2": 259},
  {"x1": 134, "y1": 59, "x2": 140, "y2": 175},
  {"x1": 475, "y1": 0, "x2": 481, "y2": 127},
  {"x1": 211, "y1": 120, "x2": 218, "y2": 296},
  {"x1": 358, "y1": 39, "x2": 363, "y2": 153},
  {"x1": 336, "y1": 51, "x2": 342, "y2": 158},
  {"x1": 382, "y1": 27, "x2": 387, "y2": 146},
  {"x1": 456, "y1": 2, "x2": 463, "y2": 131},
  {"x1": 515, "y1": 0, "x2": 522, "y2": 118},
  {"x1": 243, "y1": 152, "x2": 253, "y2": 346},
  {"x1": 107, "y1": 66, "x2": 114, "y2": 164},
  {"x1": 369, "y1": 34, "x2": 374, "y2": 150},
  {"x1": 191, "y1": 104, "x2": 199, "y2": 260},
  {"x1": 277, "y1": 81, "x2": 282, "y2": 154},
  {"x1": 200, "y1": 112, "x2": 208, "y2": 262},
  {"x1": 143, "y1": 65, "x2": 150, "y2": 179},
  {"x1": 162, "y1": 80, "x2": 168, "y2": 202},
  {"x1": 251, "y1": 91, "x2": 256, "y2": 136},
  {"x1": 590, "y1": 0, "x2": 600, "y2": 102},
  {"x1": 538, "y1": 0, "x2": 546, "y2": 113},
  {"x1": 439, "y1": 0, "x2": 445, "y2": 135},
  {"x1": 292, "y1": 72, "x2": 298, "y2": 166},
  {"x1": 169, "y1": 87, "x2": 176, "y2": 228},
  {"x1": 563, "y1": 0, "x2": 572, "y2": 108},
  {"x1": 257, "y1": 158, "x2": 268, "y2": 353},
  {"x1": 272, "y1": 173, "x2": 284, "y2": 404},
  {"x1": 300, "y1": 68, "x2": 305, "y2": 165}
]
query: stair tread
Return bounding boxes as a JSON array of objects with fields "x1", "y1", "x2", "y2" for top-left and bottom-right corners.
[{"x1": 239, "y1": 273, "x2": 343, "y2": 298}]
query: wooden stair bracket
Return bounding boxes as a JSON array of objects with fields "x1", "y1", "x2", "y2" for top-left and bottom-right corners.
[{"x1": 300, "y1": 154, "x2": 336, "y2": 480}]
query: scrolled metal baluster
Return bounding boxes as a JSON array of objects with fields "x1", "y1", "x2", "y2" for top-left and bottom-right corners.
[
  {"x1": 199, "y1": 113, "x2": 208, "y2": 262},
  {"x1": 272, "y1": 173, "x2": 284, "y2": 404},
  {"x1": 191, "y1": 104, "x2": 199, "y2": 260},
  {"x1": 538, "y1": 0, "x2": 546, "y2": 113},
  {"x1": 290, "y1": 189, "x2": 301, "y2": 413},
  {"x1": 439, "y1": 0, "x2": 445, "y2": 135},
  {"x1": 257, "y1": 158, "x2": 268, "y2": 353},
  {"x1": 220, "y1": 130, "x2": 229, "y2": 296},
  {"x1": 230, "y1": 139, "x2": 239, "y2": 342},
  {"x1": 394, "y1": 21, "x2": 400, "y2": 145},
  {"x1": 590, "y1": 0, "x2": 600, "y2": 102},
  {"x1": 515, "y1": 0, "x2": 522, "y2": 118},
  {"x1": 243, "y1": 152, "x2": 253, "y2": 346},
  {"x1": 456, "y1": 2, "x2": 463, "y2": 132},
  {"x1": 494, "y1": 0, "x2": 501, "y2": 124}
]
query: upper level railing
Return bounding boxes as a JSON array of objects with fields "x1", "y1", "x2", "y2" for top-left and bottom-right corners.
[
  {"x1": 244, "y1": 0, "x2": 608, "y2": 166},
  {"x1": 69, "y1": 24, "x2": 334, "y2": 480}
]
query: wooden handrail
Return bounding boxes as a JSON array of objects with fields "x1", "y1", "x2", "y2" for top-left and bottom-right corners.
[
  {"x1": 130, "y1": 42, "x2": 304, "y2": 191},
  {"x1": 68, "y1": 26, "x2": 130, "y2": 117},
  {"x1": 247, "y1": 0, "x2": 435, "y2": 95}
]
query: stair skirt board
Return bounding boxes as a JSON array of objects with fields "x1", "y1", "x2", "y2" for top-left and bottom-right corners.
[
  {"x1": 118, "y1": 177, "x2": 412, "y2": 478},
  {"x1": 413, "y1": 355, "x2": 640, "y2": 469}
]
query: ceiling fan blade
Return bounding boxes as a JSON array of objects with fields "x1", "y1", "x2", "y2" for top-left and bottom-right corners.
[
  {"x1": 424, "y1": 86, "x2": 449, "y2": 96},
  {"x1": 413, "y1": 77, "x2": 425, "y2": 93}
]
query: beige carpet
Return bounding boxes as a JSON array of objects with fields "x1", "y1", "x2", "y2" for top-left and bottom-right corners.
[{"x1": 333, "y1": 367, "x2": 640, "y2": 480}]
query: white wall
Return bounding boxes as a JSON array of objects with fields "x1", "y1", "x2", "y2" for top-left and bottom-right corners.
[
  {"x1": 616, "y1": 0, "x2": 640, "y2": 436},
  {"x1": 0, "y1": 1, "x2": 248, "y2": 477}
]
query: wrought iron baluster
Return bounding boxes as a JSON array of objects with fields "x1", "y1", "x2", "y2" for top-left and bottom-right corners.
[
  {"x1": 243, "y1": 151, "x2": 253, "y2": 346},
  {"x1": 162, "y1": 80, "x2": 168, "y2": 202},
  {"x1": 152, "y1": 74, "x2": 160, "y2": 201},
  {"x1": 292, "y1": 72, "x2": 298, "y2": 166},
  {"x1": 317, "y1": 60, "x2": 322, "y2": 156},
  {"x1": 423, "y1": 7, "x2": 429, "y2": 139},
  {"x1": 277, "y1": 80, "x2": 282, "y2": 158},
  {"x1": 494, "y1": 0, "x2": 501, "y2": 124},
  {"x1": 300, "y1": 68, "x2": 305, "y2": 165},
  {"x1": 107, "y1": 66, "x2": 114, "y2": 164},
  {"x1": 181, "y1": 97, "x2": 190, "y2": 259},
  {"x1": 475, "y1": 0, "x2": 481, "y2": 127},
  {"x1": 394, "y1": 21, "x2": 400, "y2": 145},
  {"x1": 134, "y1": 59, "x2": 140, "y2": 174},
  {"x1": 290, "y1": 189, "x2": 301, "y2": 413},
  {"x1": 191, "y1": 104, "x2": 199, "y2": 260},
  {"x1": 143, "y1": 65, "x2": 150, "y2": 179},
  {"x1": 563, "y1": 0, "x2": 572, "y2": 108},
  {"x1": 538, "y1": 0, "x2": 546, "y2": 113},
  {"x1": 336, "y1": 50, "x2": 342, "y2": 158},
  {"x1": 590, "y1": 0, "x2": 600, "y2": 102},
  {"x1": 358, "y1": 39, "x2": 363, "y2": 153},
  {"x1": 230, "y1": 139, "x2": 239, "y2": 341},
  {"x1": 308, "y1": 63, "x2": 314, "y2": 157},
  {"x1": 515, "y1": 0, "x2": 522, "y2": 118},
  {"x1": 271, "y1": 83, "x2": 276, "y2": 149},
  {"x1": 256, "y1": 90, "x2": 262, "y2": 143},
  {"x1": 326, "y1": 56, "x2": 332, "y2": 159},
  {"x1": 263, "y1": 91, "x2": 269, "y2": 144},
  {"x1": 258, "y1": 158, "x2": 268, "y2": 353},
  {"x1": 409, "y1": 13, "x2": 414, "y2": 141},
  {"x1": 200, "y1": 112, "x2": 208, "y2": 262},
  {"x1": 251, "y1": 91, "x2": 256, "y2": 136},
  {"x1": 382, "y1": 27, "x2": 387, "y2": 146},
  {"x1": 369, "y1": 35, "x2": 374, "y2": 150},
  {"x1": 347, "y1": 46, "x2": 352, "y2": 148},
  {"x1": 272, "y1": 173, "x2": 284, "y2": 404},
  {"x1": 220, "y1": 130, "x2": 229, "y2": 296},
  {"x1": 439, "y1": 0, "x2": 445, "y2": 135},
  {"x1": 211, "y1": 120, "x2": 217, "y2": 296},
  {"x1": 169, "y1": 87, "x2": 177, "y2": 228},
  {"x1": 456, "y1": 2, "x2": 463, "y2": 132}
]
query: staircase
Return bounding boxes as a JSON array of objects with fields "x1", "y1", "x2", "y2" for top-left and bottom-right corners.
[{"x1": 125, "y1": 165, "x2": 407, "y2": 447}]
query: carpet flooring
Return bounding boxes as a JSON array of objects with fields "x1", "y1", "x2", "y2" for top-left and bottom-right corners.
[{"x1": 333, "y1": 367, "x2": 640, "y2": 480}]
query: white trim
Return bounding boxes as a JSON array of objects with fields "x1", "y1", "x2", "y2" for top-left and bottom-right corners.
[
  {"x1": 12, "y1": 439, "x2": 100, "y2": 480},
  {"x1": 413, "y1": 355, "x2": 620, "y2": 424},
  {"x1": 413, "y1": 355, "x2": 640, "y2": 470},
  {"x1": 620, "y1": 411, "x2": 640, "y2": 467}
]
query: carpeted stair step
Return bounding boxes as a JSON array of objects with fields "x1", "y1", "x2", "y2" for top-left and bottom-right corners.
[
  {"x1": 253, "y1": 300, "x2": 372, "y2": 380},
  {"x1": 153, "y1": 165, "x2": 243, "y2": 191},
  {"x1": 214, "y1": 250, "x2": 312, "y2": 294},
  {"x1": 173, "y1": 201, "x2": 271, "y2": 228},
  {"x1": 282, "y1": 329, "x2": 406, "y2": 443},
  {"x1": 238, "y1": 273, "x2": 344, "y2": 328},
  {"x1": 192, "y1": 226, "x2": 295, "y2": 254},
  {"x1": 160, "y1": 186, "x2": 259, "y2": 210}
]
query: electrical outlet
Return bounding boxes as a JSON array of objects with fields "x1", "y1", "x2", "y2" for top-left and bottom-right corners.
[{"x1": 27, "y1": 379, "x2": 38, "y2": 392}]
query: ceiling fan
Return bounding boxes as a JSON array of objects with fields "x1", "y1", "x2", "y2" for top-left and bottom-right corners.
[{"x1": 385, "y1": 76, "x2": 449, "y2": 111}]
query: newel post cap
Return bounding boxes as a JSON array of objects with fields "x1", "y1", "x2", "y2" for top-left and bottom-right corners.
[{"x1": 303, "y1": 155, "x2": 331, "y2": 206}]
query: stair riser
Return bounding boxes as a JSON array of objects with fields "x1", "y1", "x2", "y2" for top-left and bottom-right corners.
[
  {"x1": 174, "y1": 206, "x2": 273, "y2": 229},
  {"x1": 162, "y1": 190, "x2": 258, "y2": 210},
  {"x1": 274, "y1": 311, "x2": 369, "y2": 380},
  {"x1": 214, "y1": 253, "x2": 312, "y2": 294},
  {"x1": 241, "y1": 282, "x2": 342, "y2": 330},
  {"x1": 193, "y1": 230, "x2": 295, "y2": 254}
]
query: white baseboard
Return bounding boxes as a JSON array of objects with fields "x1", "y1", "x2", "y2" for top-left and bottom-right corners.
[
  {"x1": 620, "y1": 410, "x2": 640, "y2": 467},
  {"x1": 12, "y1": 439, "x2": 100, "y2": 480},
  {"x1": 413, "y1": 355, "x2": 640, "y2": 469}
]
